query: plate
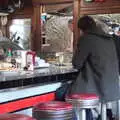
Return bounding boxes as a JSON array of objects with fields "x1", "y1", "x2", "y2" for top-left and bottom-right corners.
[{"x1": 34, "y1": 65, "x2": 50, "y2": 69}]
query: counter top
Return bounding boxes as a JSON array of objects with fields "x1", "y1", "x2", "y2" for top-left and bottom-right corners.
[
  {"x1": 0, "y1": 65, "x2": 78, "y2": 90},
  {"x1": 0, "y1": 65, "x2": 78, "y2": 114}
]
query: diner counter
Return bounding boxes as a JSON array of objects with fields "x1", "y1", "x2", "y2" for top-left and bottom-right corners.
[
  {"x1": 0, "y1": 65, "x2": 78, "y2": 90},
  {"x1": 0, "y1": 65, "x2": 78, "y2": 115}
]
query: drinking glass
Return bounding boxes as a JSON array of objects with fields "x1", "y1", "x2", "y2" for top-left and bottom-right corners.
[{"x1": 58, "y1": 54, "x2": 64, "y2": 66}]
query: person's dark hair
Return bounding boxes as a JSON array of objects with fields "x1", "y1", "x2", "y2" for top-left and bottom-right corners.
[{"x1": 78, "y1": 16, "x2": 97, "y2": 32}]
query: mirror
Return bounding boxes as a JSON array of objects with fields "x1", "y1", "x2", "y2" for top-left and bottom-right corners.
[
  {"x1": 9, "y1": 18, "x2": 31, "y2": 50},
  {"x1": 41, "y1": 14, "x2": 73, "y2": 53},
  {"x1": 40, "y1": 3, "x2": 73, "y2": 54},
  {"x1": 91, "y1": 14, "x2": 120, "y2": 36}
]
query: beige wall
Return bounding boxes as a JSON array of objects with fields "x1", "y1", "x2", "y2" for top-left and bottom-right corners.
[{"x1": 45, "y1": 16, "x2": 72, "y2": 52}]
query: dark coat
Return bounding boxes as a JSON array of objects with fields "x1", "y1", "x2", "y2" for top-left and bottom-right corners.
[
  {"x1": 113, "y1": 34, "x2": 120, "y2": 73},
  {"x1": 69, "y1": 29, "x2": 120, "y2": 103}
]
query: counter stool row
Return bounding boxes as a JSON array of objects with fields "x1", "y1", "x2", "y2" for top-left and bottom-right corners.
[
  {"x1": 32, "y1": 93, "x2": 100, "y2": 120},
  {"x1": 0, "y1": 93, "x2": 109, "y2": 120}
]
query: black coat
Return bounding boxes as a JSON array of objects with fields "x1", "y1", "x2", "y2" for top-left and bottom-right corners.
[{"x1": 69, "y1": 30, "x2": 120, "y2": 103}]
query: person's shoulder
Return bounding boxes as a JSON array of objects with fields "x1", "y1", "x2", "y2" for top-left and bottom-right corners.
[
  {"x1": 80, "y1": 34, "x2": 91, "y2": 39},
  {"x1": 80, "y1": 34, "x2": 96, "y2": 42},
  {"x1": 78, "y1": 35, "x2": 92, "y2": 46}
]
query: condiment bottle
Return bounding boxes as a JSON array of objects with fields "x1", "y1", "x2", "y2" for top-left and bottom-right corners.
[
  {"x1": 6, "y1": 48, "x2": 12, "y2": 63},
  {"x1": 26, "y1": 51, "x2": 36, "y2": 71}
]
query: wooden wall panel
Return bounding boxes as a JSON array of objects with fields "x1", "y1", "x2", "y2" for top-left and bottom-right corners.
[
  {"x1": 73, "y1": 0, "x2": 80, "y2": 51},
  {"x1": 33, "y1": 0, "x2": 73, "y2": 5},
  {"x1": 45, "y1": 3, "x2": 72, "y2": 12},
  {"x1": 31, "y1": 5, "x2": 41, "y2": 52},
  {"x1": 80, "y1": 0, "x2": 120, "y2": 15},
  {"x1": 9, "y1": 7, "x2": 33, "y2": 19}
]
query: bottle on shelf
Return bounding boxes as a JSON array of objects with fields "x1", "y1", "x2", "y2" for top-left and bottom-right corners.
[{"x1": 6, "y1": 48, "x2": 12, "y2": 63}]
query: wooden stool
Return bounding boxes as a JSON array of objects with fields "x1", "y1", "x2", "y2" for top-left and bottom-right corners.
[
  {"x1": 32, "y1": 101, "x2": 74, "y2": 120},
  {"x1": 0, "y1": 114, "x2": 35, "y2": 120},
  {"x1": 66, "y1": 93, "x2": 99, "y2": 120}
]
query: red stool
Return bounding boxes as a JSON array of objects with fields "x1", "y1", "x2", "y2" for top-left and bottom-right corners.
[
  {"x1": 0, "y1": 114, "x2": 36, "y2": 120},
  {"x1": 32, "y1": 101, "x2": 74, "y2": 120},
  {"x1": 66, "y1": 93, "x2": 99, "y2": 120}
]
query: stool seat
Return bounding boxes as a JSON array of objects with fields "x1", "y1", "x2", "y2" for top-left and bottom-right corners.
[
  {"x1": 0, "y1": 114, "x2": 35, "y2": 120},
  {"x1": 32, "y1": 101, "x2": 74, "y2": 120},
  {"x1": 33, "y1": 101, "x2": 72, "y2": 111},
  {"x1": 66, "y1": 93, "x2": 99, "y2": 109},
  {"x1": 67, "y1": 93, "x2": 99, "y2": 100}
]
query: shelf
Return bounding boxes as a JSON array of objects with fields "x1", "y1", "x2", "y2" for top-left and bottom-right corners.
[
  {"x1": 42, "y1": 44, "x2": 50, "y2": 47},
  {"x1": 42, "y1": 35, "x2": 46, "y2": 38}
]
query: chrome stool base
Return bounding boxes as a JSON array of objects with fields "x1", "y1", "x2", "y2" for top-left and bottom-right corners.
[
  {"x1": 117, "y1": 100, "x2": 120, "y2": 120},
  {"x1": 101, "y1": 103, "x2": 107, "y2": 120},
  {"x1": 32, "y1": 101, "x2": 74, "y2": 120},
  {"x1": 66, "y1": 93, "x2": 99, "y2": 120},
  {"x1": 75, "y1": 108, "x2": 86, "y2": 120}
]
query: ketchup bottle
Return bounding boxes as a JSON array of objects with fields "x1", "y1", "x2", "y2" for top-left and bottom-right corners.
[{"x1": 26, "y1": 51, "x2": 36, "y2": 70}]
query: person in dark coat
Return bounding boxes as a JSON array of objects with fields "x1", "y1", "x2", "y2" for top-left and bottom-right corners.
[{"x1": 69, "y1": 16, "x2": 120, "y2": 103}]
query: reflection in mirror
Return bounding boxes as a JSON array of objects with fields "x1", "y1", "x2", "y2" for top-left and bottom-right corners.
[
  {"x1": 37, "y1": 3, "x2": 73, "y2": 64},
  {"x1": 42, "y1": 14, "x2": 73, "y2": 53},
  {"x1": 9, "y1": 19, "x2": 31, "y2": 50},
  {"x1": 41, "y1": 14, "x2": 73, "y2": 64},
  {"x1": 91, "y1": 14, "x2": 120, "y2": 36}
]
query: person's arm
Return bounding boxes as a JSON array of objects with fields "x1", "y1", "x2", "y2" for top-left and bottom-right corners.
[{"x1": 72, "y1": 36, "x2": 90, "y2": 69}]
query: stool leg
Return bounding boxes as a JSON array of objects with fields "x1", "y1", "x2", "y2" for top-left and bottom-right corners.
[
  {"x1": 79, "y1": 109, "x2": 86, "y2": 120},
  {"x1": 101, "y1": 103, "x2": 107, "y2": 120},
  {"x1": 75, "y1": 108, "x2": 80, "y2": 120},
  {"x1": 117, "y1": 100, "x2": 120, "y2": 120}
]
